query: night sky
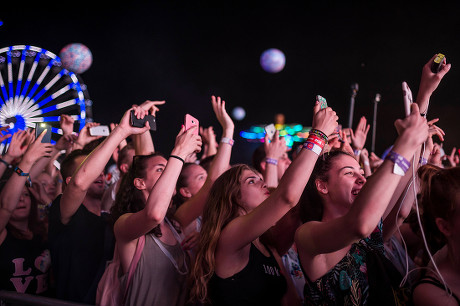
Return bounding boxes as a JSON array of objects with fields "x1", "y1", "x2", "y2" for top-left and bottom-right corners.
[{"x1": 2, "y1": 1, "x2": 460, "y2": 164}]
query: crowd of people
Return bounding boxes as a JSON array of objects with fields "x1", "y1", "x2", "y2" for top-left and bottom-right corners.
[{"x1": 0, "y1": 54, "x2": 459, "y2": 306}]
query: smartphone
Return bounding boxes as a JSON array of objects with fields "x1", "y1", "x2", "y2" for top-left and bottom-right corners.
[
  {"x1": 184, "y1": 114, "x2": 199, "y2": 135},
  {"x1": 89, "y1": 125, "x2": 110, "y2": 136},
  {"x1": 316, "y1": 95, "x2": 328, "y2": 109},
  {"x1": 335, "y1": 124, "x2": 343, "y2": 142},
  {"x1": 130, "y1": 110, "x2": 157, "y2": 131},
  {"x1": 264, "y1": 123, "x2": 276, "y2": 140},
  {"x1": 402, "y1": 81, "x2": 413, "y2": 117},
  {"x1": 431, "y1": 53, "x2": 445, "y2": 74},
  {"x1": 35, "y1": 123, "x2": 52, "y2": 143}
]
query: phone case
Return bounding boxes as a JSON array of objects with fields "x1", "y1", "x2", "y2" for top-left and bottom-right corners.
[
  {"x1": 431, "y1": 53, "x2": 445, "y2": 73},
  {"x1": 35, "y1": 123, "x2": 52, "y2": 143},
  {"x1": 265, "y1": 123, "x2": 276, "y2": 140},
  {"x1": 89, "y1": 125, "x2": 110, "y2": 136},
  {"x1": 184, "y1": 114, "x2": 199, "y2": 135},
  {"x1": 130, "y1": 110, "x2": 157, "y2": 131},
  {"x1": 316, "y1": 95, "x2": 328, "y2": 109},
  {"x1": 402, "y1": 82, "x2": 413, "y2": 117}
]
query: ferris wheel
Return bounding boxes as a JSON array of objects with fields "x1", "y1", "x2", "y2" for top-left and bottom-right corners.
[{"x1": 0, "y1": 44, "x2": 90, "y2": 152}]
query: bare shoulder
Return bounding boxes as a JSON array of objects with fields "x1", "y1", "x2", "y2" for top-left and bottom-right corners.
[{"x1": 413, "y1": 282, "x2": 458, "y2": 306}]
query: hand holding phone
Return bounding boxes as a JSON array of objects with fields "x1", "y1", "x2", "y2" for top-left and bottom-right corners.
[
  {"x1": 130, "y1": 110, "x2": 157, "y2": 131},
  {"x1": 402, "y1": 81, "x2": 413, "y2": 117},
  {"x1": 89, "y1": 125, "x2": 110, "y2": 136},
  {"x1": 184, "y1": 114, "x2": 199, "y2": 135},
  {"x1": 264, "y1": 123, "x2": 276, "y2": 141},
  {"x1": 431, "y1": 53, "x2": 446, "y2": 74},
  {"x1": 316, "y1": 95, "x2": 328, "y2": 109},
  {"x1": 35, "y1": 123, "x2": 52, "y2": 143}
]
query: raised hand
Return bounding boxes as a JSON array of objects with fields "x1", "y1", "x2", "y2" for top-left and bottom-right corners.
[
  {"x1": 311, "y1": 102, "x2": 339, "y2": 139},
  {"x1": 428, "y1": 143, "x2": 443, "y2": 167},
  {"x1": 264, "y1": 130, "x2": 287, "y2": 160},
  {"x1": 136, "y1": 100, "x2": 166, "y2": 116},
  {"x1": 394, "y1": 103, "x2": 429, "y2": 153},
  {"x1": 418, "y1": 54, "x2": 451, "y2": 102},
  {"x1": 59, "y1": 114, "x2": 75, "y2": 135},
  {"x1": 211, "y1": 96, "x2": 234, "y2": 133},
  {"x1": 74, "y1": 122, "x2": 102, "y2": 149},
  {"x1": 116, "y1": 106, "x2": 151, "y2": 137},
  {"x1": 22, "y1": 131, "x2": 54, "y2": 166},
  {"x1": 0, "y1": 126, "x2": 12, "y2": 143},
  {"x1": 369, "y1": 152, "x2": 384, "y2": 170},
  {"x1": 5, "y1": 129, "x2": 34, "y2": 160},
  {"x1": 446, "y1": 147, "x2": 459, "y2": 168},
  {"x1": 349, "y1": 116, "x2": 370, "y2": 150},
  {"x1": 170, "y1": 125, "x2": 202, "y2": 161}
]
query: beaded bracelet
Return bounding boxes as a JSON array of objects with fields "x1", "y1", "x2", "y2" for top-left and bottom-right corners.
[
  {"x1": 220, "y1": 137, "x2": 234, "y2": 146},
  {"x1": 385, "y1": 151, "x2": 410, "y2": 176},
  {"x1": 265, "y1": 158, "x2": 278, "y2": 166},
  {"x1": 309, "y1": 129, "x2": 328, "y2": 142}
]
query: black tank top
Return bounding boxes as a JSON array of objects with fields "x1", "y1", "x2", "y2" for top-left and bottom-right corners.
[
  {"x1": 416, "y1": 276, "x2": 460, "y2": 304},
  {"x1": 209, "y1": 243, "x2": 287, "y2": 306}
]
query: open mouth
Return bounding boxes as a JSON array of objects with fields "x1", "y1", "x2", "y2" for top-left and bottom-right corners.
[{"x1": 351, "y1": 189, "x2": 360, "y2": 196}]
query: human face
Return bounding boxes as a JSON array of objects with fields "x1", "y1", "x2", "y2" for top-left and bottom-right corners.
[
  {"x1": 238, "y1": 170, "x2": 270, "y2": 212},
  {"x1": 87, "y1": 171, "x2": 106, "y2": 200},
  {"x1": 183, "y1": 164, "x2": 207, "y2": 197},
  {"x1": 321, "y1": 154, "x2": 366, "y2": 210},
  {"x1": 141, "y1": 155, "x2": 168, "y2": 192},
  {"x1": 36, "y1": 172, "x2": 57, "y2": 201},
  {"x1": 11, "y1": 187, "x2": 32, "y2": 221},
  {"x1": 277, "y1": 152, "x2": 292, "y2": 180}
]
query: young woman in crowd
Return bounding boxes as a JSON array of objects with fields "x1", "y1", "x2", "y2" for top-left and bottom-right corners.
[
  {"x1": 190, "y1": 101, "x2": 338, "y2": 305},
  {"x1": 412, "y1": 165, "x2": 460, "y2": 305},
  {"x1": 0, "y1": 131, "x2": 53, "y2": 295},
  {"x1": 110, "y1": 96, "x2": 233, "y2": 305},
  {"x1": 294, "y1": 103, "x2": 428, "y2": 305}
]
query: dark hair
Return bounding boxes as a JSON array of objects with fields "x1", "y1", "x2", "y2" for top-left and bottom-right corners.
[
  {"x1": 418, "y1": 164, "x2": 460, "y2": 256},
  {"x1": 60, "y1": 149, "x2": 91, "y2": 182},
  {"x1": 110, "y1": 153, "x2": 180, "y2": 237},
  {"x1": 83, "y1": 137, "x2": 105, "y2": 152},
  {"x1": 251, "y1": 145, "x2": 266, "y2": 173},
  {"x1": 199, "y1": 155, "x2": 215, "y2": 173},
  {"x1": 117, "y1": 143, "x2": 134, "y2": 170},
  {"x1": 171, "y1": 163, "x2": 198, "y2": 210},
  {"x1": 0, "y1": 179, "x2": 47, "y2": 241},
  {"x1": 299, "y1": 150, "x2": 353, "y2": 223}
]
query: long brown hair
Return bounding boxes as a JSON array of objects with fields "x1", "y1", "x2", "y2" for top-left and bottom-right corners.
[
  {"x1": 418, "y1": 164, "x2": 460, "y2": 255},
  {"x1": 190, "y1": 164, "x2": 255, "y2": 304},
  {"x1": 110, "y1": 153, "x2": 179, "y2": 237},
  {"x1": 299, "y1": 150, "x2": 352, "y2": 223}
]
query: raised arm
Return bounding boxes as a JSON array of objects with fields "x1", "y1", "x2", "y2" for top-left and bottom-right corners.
[
  {"x1": 296, "y1": 103, "x2": 428, "y2": 257},
  {"x1": 0, "y1": 131, "x2": 52, "y2": 234},
  {"x1": 262, "y1": 130, "x2": 288, "y2": 189},
  {"x1": 218, "y1": 102, "x2": 338, "y2": 253},
  {"x1": 131, "y1": 100, "x2": 165, "y2": 155},
  {"x1": 416, "y1": 54, "x2": 451, "y2": 115},
  {"x1": 114, "y1": 125, "x2": 201, "y2": 243},
  {"x1": 60, "y1": 107, "x2": 150, "y2": 224},
  {"x1": 0, "y1": 129, "x2": 32, "y2": 179},
  {"x1": 174, "y1": 96, "x2": 234, "y2": 228}
]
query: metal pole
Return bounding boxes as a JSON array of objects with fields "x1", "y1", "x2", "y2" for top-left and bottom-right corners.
[
  {"x1": 371, "y1": 93, "x2": 381, "y2": 153},
  {"x1": 348, "y1": 83, "x2": 359, "y2": 129}
]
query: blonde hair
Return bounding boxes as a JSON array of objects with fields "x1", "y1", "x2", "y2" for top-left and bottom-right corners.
[{"x1": 189, "y1": 164, "x2": 256, "y2": 304}]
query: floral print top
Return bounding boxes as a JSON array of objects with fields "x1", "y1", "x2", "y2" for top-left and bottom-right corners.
[{"x1": 303, "y1": 222, "x2": 384, "y2": 306}]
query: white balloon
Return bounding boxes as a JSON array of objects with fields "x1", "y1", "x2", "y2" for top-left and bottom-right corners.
[
  {"x1": 232, "y1": 107, "x2": 246, "y2": 121},
  {"x1": 260, "y1": 48, "x2": 286, "y2": 73}
]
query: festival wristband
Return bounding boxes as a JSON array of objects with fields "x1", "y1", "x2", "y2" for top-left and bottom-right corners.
[
  {"x1": 419, "y1": 156, "x2": 428, "y2": 166},
  {"x1": 220, "y1": 137, "x2": 234, "y2": 146},
  {"x1": 13, "y1": 166, "x2": 32, "y2": 187},
  {"x1": 265, "y1": 158, "x2": 278, "y2": 166},
  {"x1": 354, "y1": 149, "x2": 361, "y2": 156},
  {"x1": 303, "y1": 141, "x2": 323, "y2": 155},
  {"x1": 385, "y1": 151, "x2": 410, "y2": 176},
  {"x1": 309, "y1": 129, "x2": 328, "y2": 141},
  {"x1": 306, "y1": 134, "x2": 326, "y2": 148}
]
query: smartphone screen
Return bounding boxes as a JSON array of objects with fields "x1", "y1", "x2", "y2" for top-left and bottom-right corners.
[
  {"x1": 265, "y1": 123, "x2": 276, "y2": 140},
  {"x1": 35, "y1": 123, "x2": 52, "y2": 143}
]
